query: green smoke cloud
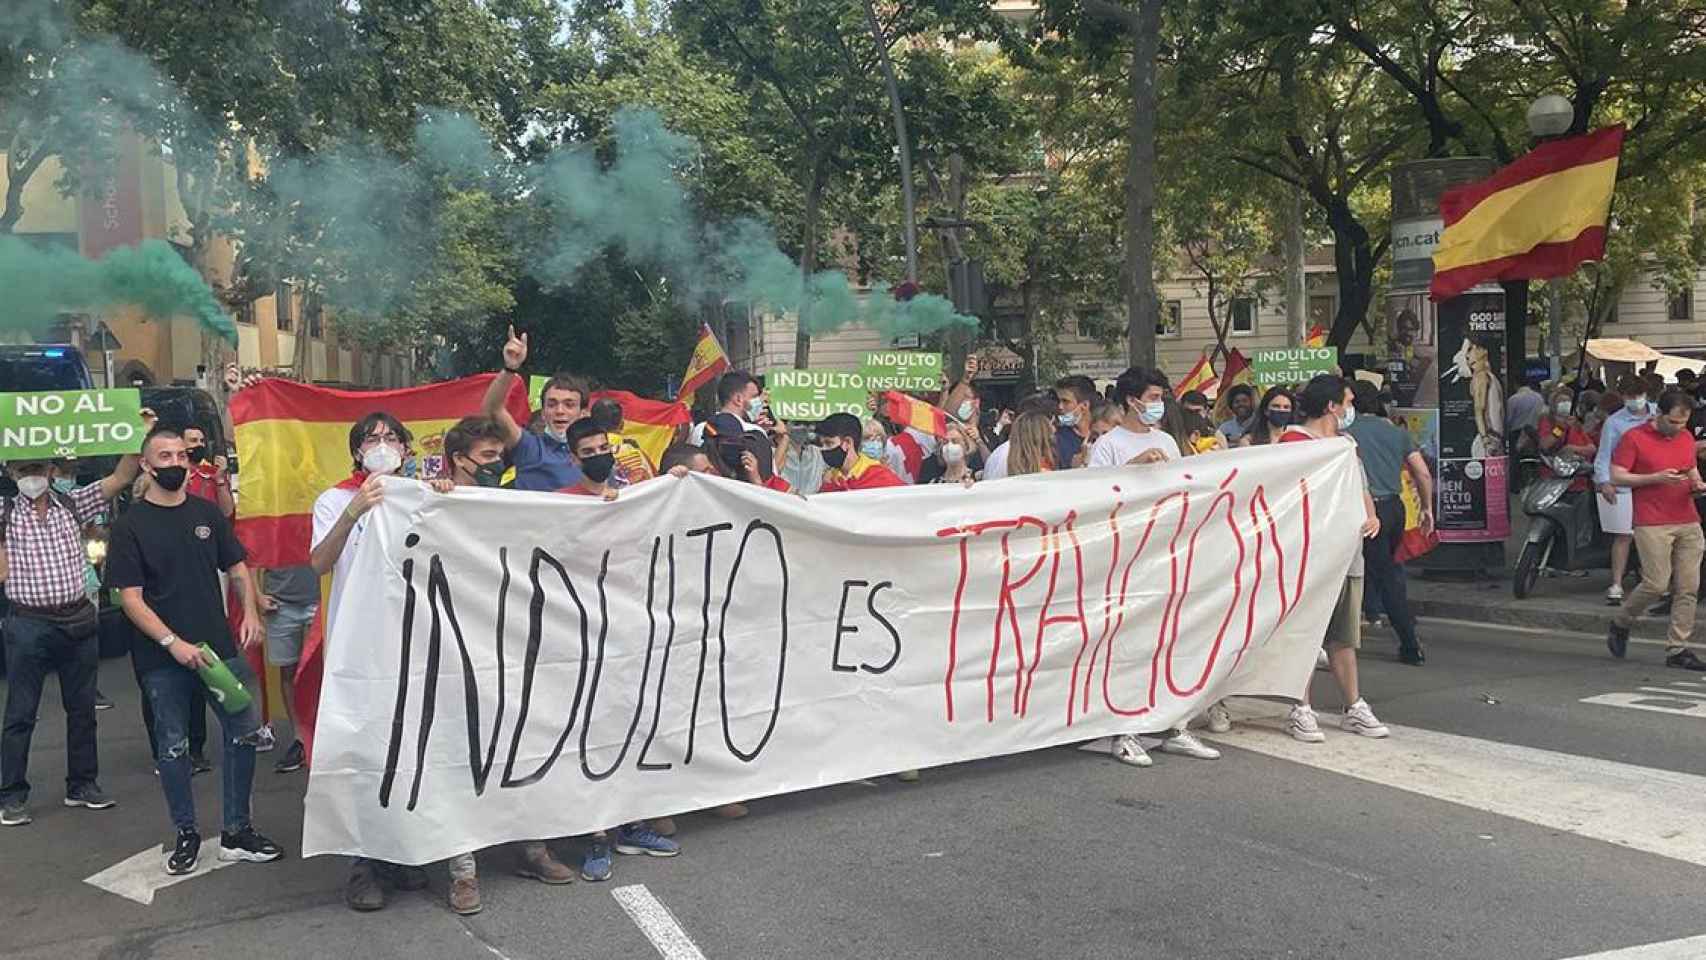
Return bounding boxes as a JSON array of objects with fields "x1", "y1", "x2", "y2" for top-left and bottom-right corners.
[{"x1": 0, "y1": 236, "x2": 237, "y2": 342}]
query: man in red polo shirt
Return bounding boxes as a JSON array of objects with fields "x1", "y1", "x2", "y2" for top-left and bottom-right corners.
[
  {"x1": 182, "y1": 423, "x2": 234, "y2": 519},
  {"x1": 1608, "y1": 389, "x2": 1706, "y2": 670},
  {"x1": 815, "y1": 413, "x2": 905, "y2": 492}
]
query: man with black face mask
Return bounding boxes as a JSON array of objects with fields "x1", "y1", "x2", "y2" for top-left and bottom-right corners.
[
  {"x1": 181, "y1": 422, "x2": 235, "y2": 519},
  {"x1": 443, "y1": 416, "x2": 508, "y2": 488},
  {"x1": 558, "y1": 419, "x2": 622, "y2": 499},
  {"x1": 107, "y1": 428, "x2": 279, "y2": 875}
]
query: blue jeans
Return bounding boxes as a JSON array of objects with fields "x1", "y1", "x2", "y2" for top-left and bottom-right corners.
[
  {"x1": 139, "y1": 657, "x2": 263, "y2": 833},
  {"x1": 1, "y1": 614, "x2": 100, "y2": 806}
]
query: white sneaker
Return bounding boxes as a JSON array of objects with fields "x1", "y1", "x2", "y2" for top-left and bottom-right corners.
[
  {"x1": 1315, "y1": 649, "x2": 1330, "y2": 671},
  {"x1": 1111, "y1": 734, "x2": 1153, "y2": 767},
  {"x1": 1286, "y1": 705, "x2": 1326, "y2": 743},
  {"x1": 1606, "y1": 584, "x2": 1625, "y2": 605},
  {"x1": 1341, "y1": 699, "x2": 1390, "y2": 738},
  {"x1": 1160, "y1": 729, "x2": 1221, "y2": 760},
  {"x1": 254, "y1": 724, "x2": 276, "y2": 754},
  {"x1": 1204, "y1": 701, "x2": 1232, "y2": 734}
]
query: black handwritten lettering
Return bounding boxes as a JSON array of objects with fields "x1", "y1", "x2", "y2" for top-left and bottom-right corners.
[
  {"x1": 717, "y1": 520, "x2": 788, "y2": 763},
  {"x1": 683, "y1": 522, "x2": 733, "y2": 765},
  {"x1": 636, "y1": 535, "x2": 677, "y2": 772},
  {"x1": 831, "y1": 579, "x2": 866, "y2": 673},
  {"x1": 860, "y1": 580, "x2": 900, "y2": 674},
  {"x1": 378, "y1": 556, "x2": 418, "y2": 808},
  {"x1": 500, "y1": 549, "x2": 591, "y2": 788},
  {"x1": 581, "y1": 549, "x2": 649, "y2": 781}
]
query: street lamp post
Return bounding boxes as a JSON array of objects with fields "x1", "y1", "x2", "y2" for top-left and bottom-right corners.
[{"x1": 1527, "y1": 94, "x2": 1575, "y2": 378}]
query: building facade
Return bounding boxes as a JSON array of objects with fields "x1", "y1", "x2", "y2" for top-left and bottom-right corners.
[{"x1": 0, "y1": 135, "x2": 413, "y2": 390}]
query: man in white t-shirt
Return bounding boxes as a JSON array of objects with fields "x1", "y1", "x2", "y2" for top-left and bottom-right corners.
[
  {"x1": 1085, "y1": 366, "x2": 1216, "y2": 769},
  {"x1": 1088, "y1": 367, "x2": 1182, "y2": 468}
]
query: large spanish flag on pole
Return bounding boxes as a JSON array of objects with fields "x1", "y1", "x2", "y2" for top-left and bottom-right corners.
[
  {"x1": 1429, "y1": 125, "x2": 1624, "y2": 302},
  {"x1": 230, "y1": 374, "x2": 531, "y2": 567},
  {"x1": 677, "y1": 322, "x2": 730, "y2": 402}
]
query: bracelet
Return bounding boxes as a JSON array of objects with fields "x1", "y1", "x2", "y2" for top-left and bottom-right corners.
[{"x1": 156, "y1": 632, "x2": 178, "y2": 649}]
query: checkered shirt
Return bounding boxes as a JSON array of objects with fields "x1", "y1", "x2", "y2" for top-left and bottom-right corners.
[{"x1": 3, "y1": 484, "x2": 107, "y2": 608}]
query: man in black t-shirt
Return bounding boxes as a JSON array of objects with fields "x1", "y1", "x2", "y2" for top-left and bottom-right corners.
[{"x1": 106, "y1": 428, "x2": 283, "y2": 876}]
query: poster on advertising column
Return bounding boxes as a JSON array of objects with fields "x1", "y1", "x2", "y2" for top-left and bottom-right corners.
[{"x1": 1435, "y1": 288, "x2": 1509, "y2": 541}]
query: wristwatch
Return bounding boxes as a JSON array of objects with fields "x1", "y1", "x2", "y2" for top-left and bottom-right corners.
[{"x1": 156, "y1": 632, "x2": 179, "y2": 649}]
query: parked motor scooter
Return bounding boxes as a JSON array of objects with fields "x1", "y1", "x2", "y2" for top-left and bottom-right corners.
[{"x1": 1513, "y1": 453, "x2": 1614, "y2": 598}]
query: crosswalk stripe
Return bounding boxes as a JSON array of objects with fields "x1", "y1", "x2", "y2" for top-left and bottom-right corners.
[
  {"x1": 1205, "y1": 705, "x2": 1706, "y2": 869},
  {"x1": 1554, "y1": 934, "x2": 1706, "y2": 958},
  {"x1": 1581, "y1": 693, "x2": 1706, "y2": 718}
]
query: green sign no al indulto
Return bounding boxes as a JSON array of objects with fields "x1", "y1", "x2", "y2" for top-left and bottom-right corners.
[
  {"x1": 0, "y1": 388, "x2": 144, "y2": 460},
  {"x1": 1252, "y1": 347, "x2": 1340, "y2": 386}
]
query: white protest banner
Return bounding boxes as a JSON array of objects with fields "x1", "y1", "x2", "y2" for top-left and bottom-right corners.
[{"x1": 303, "y1": 441, "x2": 1364, "y2": 864}]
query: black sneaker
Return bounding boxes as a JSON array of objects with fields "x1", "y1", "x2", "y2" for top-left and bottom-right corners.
[
  {"x1": 218, "y1": 826, "x2": 285, "y2": 863},
  {"x1": 190, "y1": 752, "x2": 213, "y2": 776},
  {"x1": 63, "y1": 784, "x2": 115, "y2": 810},
  {"x1": 167, "y1": 830, "x2": 201, "y2": 875},
  {"x1": 0, "y1": 801, "x2": 31, "y2": 827},
  {"x1": 1666, "y1": 649, "x2": 1706, "y2": 672},
  {"x1": 1607, "y1": 622, "x2": 1630, "y2": 659},
  {"x1": 93, "y1": 690, "x2": 114, "y2": 711},
  {"x1": 274, "y1": 740, "x2": 306, "y2": 774}
]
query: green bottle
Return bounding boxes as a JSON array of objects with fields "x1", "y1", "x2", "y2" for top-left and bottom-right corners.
[{"x1": 195, "y1": 644, "x2": 254, "y2": 715}]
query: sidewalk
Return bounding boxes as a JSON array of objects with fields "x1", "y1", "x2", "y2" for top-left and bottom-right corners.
[{"x1": 1407, "y1": 569, "x2": 1700, "y2": 641}]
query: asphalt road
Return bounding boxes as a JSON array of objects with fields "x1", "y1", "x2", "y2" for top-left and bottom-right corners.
[{"x1": 3, "y1": 617, "x2": 1704, "y2": 960}]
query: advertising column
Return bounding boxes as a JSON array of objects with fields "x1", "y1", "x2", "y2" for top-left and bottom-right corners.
[{"x1": 1434, "y1": 288, "x2": 1510, "y2": 542}]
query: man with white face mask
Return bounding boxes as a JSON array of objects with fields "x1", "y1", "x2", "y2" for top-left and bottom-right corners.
[
  {"x1": 0, "y1": 406, "x2": 154, "y2": 827},
  {"x1": 1088, "y1": 366, "x2": 1182, "y2": 469}
]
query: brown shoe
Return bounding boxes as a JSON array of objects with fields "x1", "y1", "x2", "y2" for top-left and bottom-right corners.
[
  {"x1": 715, "y1": 803, "x2": 749, "y2": 819},
  {"x1": 449, "y1": 876, "x2": 482, "y2": 915},
  {"x1": 651, "y1": 817, "x2": 678, "y2": 837},
  {"x1": 345, "y1": 861, "x2": 386, "y2": 912},
  {"x1": 515, "y1": 844, "x2": 575, "y2": 885}
]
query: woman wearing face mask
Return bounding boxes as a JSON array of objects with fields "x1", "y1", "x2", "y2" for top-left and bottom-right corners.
[
  {"x1": 1240, "y1": 388, "x2": 1296, "y2": 447},
  {"x1": 1537, "y1": 389, "x2": 1597, "y2": 491},
  {"x1": 861, "y1": 418, "x2": 911, "y2": 484},
  {"x1": 921, "y1": 422, "x2": 980, "y2": 485}
]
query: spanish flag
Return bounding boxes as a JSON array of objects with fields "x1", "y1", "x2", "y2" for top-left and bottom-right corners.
[
  {"x1": 1175, "y1": 354, "x2": 1217, "y2": 398},
  {"x1": 1305, "y1": 324, "x2": 1328, "y2": 348},
  {"x1": 677, "y1": 322, "x2": 730, "y2": 402},
  {"x1": 590, "y1": 389, "x2": 690, "y2": 466},
  {"x1": 1222, "y1": 348, "x2": 1251, "y2": 388},
  {"x1": 883, "y1": 390, "x2": 948, "y2": 437},
  {"x1": 1430, "y1": 125, "x2": 1624, "y2": 302},
  {"x1": 230, "y1": 374, "x2": 531, "y2": 568}
]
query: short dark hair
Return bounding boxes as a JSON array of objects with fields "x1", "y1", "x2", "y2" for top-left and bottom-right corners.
[
  {"x1": 1181, "y1": 390, "x2": 1209, "y2": 408},
  {"x1": 1350, "y1": 379, "x2": 1384, "y2": 416},
  {"x1": 567, "y1": 417, "x2": 606, "y2": 454},
  {"x1": 716, "y1": 371, "x2": 758, "y2": 408},
  {"x1": 539, "y1": 374, "x2": 588, "y2": 408},
  {"x1": 1614, "y1": 374, "x2": 1646, "y2": 397},
  {"x1": 588, "y1": 397, "x2": 624, "y2": 431},
  {"x1": 659, "y1": 443, "x2": 707, "y2": 473},
  {"x1": 348, "y1": 412, "x2": 411, "y2": 468},
  {"x1": 443, "y1": 416, "x2": 506, "y2": 461},
  {"x1": 1657, "y1": 389, "x2": 1691, "y2": 416},
  {"x1": 1296, "y1": 374, "x2": 1350, "y2": 419},
  {"x1": 1225, "y1": 383, "x2": 1256, "y2": 404},
  {"x1": 1016, "y1": 391, "x2": 1058, "y2": 417},
  {"x1": 1678, "y1": 369, "x2": 1699, "y2": 382},
  {"x1": 1054, "y1": 375, "x2": 1099, "y2": 406},
  {"x1": 142, "y1": 426, "x2": 182, "y2": 455},
  {"x1": 1113, "y1": 366, "x2": 1170, "y2": 406},
  {"x1": 817, "y1": 412, "x2": 862, "y2": 443}
]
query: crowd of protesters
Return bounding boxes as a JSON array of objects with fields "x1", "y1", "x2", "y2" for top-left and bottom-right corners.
[{"x1": 17, "y1": 322, "x2": 1703, "y2": 919}]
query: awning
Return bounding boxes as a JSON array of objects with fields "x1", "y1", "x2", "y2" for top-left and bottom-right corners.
[
  {"x1": 1654, "y1": 353, "x2": 1706, "y2": 381},
  {"x1": 1585, "y1": 338, "x2": 1662, "y2": 363}
]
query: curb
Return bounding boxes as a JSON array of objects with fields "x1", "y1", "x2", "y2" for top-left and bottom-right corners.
[{"x1": 1410, "y1": 587, "x2": 1696, "y2": 642}]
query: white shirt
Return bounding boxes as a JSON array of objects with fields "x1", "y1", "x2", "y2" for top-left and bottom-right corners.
[
  {"x1": 1088, "y1": 425, "x2": 1181, "y2": 468},
  {"x1": 882, "y1": 440, "x2": 913, "y2": 485},
  {"x1": 311, "y1": 485, "x2": 369, "y2": 632},
  {"x1": 982, "y1": 441, "x2": 1011, "y2": 481}
]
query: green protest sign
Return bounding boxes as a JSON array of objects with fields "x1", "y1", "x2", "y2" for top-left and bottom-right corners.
[
  {"x1": 528, "y1": 375, "x2": 551, "y2": 411},
  {"x1": 859, "y1": 352, "x2": 942, "y2": 392},
  {"x1": 1252, "y1": 347, "x2": 1340, "y2": 386},
  {"x1": 767, "y1": 369, "x2": 870, "y2": 421},
  {"x1": 0, "y1": 388, "x2": 144, "y2": 460}
]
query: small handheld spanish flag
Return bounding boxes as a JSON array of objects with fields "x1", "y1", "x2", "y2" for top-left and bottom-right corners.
[
  {"x1": 1305, "y1": 324, "x2": 1328, "y2": 348},
  {"x1": 1430, "y1": 125, "x2": 1623, "y2": 302},
  {"x1": 1175, "y1": 353, "x2": 1217, "y2": 398},
  {"x1": 882, "y1": 390, "x2": 949, "y2": 437},
  {"x1": 677, "y1": 322, "x2": 730, "y2": 402}
]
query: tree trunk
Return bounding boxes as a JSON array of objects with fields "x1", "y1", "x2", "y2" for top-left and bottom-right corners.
[
  {"x1": 1283, "y1": 185, "x2": 1307, "y2": 347},
  {"x1": 1325, "y1": 200, "x2": 1375, "y2": 351},
  {"x1": 861, "y1": 0, "x2": 917, "y2": 283},
  {"x1": 1122, "y1": 0, "x2": 1163, "y2": 370},
  {"x1": 0, "y1": 142, "x2": 50, "y2": 235},
  {"x1": 795, "y1": 150, "x2": 829, "y2": 369}
]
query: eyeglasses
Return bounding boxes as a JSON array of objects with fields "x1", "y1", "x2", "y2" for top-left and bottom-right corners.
[{"x1": 363, "y1": 432, "x2": 401, "y2": 445}]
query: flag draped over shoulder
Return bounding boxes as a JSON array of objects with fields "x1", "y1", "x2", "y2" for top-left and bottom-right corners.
[
  {"x1": 590, "y1": 389, "x2": 690, "y2": 466},
  {"x1": 883, "y1": 390, "x2": 949, "y2": 437},
  {"x1": 230, "y1": 374, "x2": 531, "y2": 568},
  {"x1": 1429, "y1": 125, "x2": 1624, "y2": 302},
  {"x1": 676, "y1": 322, "x2": 730, "y2": 401}
]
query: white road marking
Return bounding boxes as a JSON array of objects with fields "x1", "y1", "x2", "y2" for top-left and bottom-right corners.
[
  {"x1": 1418, "y1": 615, "x2": 1677, "y2": 648},
  {"x1": 1637, "y1": 686, "x2": 1706, "y2": 701},
  {"x1": 613, "y1": 884, "x2": 708, "y2": 960},
  {"x1": 83, "y1": 844, "x2": 238, "y2": 905},
  {"x1": 1206, "y1": 704, "x2": 1706, "y2": 868},
  {"x1": 1580, "y1": 693, "x2": 1706, "y2": 718},
  {"x1": 1555, "y1": 934, "x2": 1706, "y2": 958}
]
